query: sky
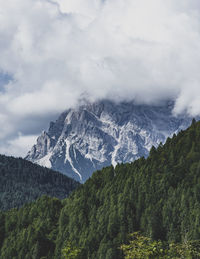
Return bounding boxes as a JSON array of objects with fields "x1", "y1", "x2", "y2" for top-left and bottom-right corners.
[{"x1": 0, "y1": 0, "x2": 200, "y2": 157}]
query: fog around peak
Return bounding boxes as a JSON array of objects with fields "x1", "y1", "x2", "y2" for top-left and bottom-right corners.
[{"x1": 0, "y1": 0, "x2": 200, "y2": 156}]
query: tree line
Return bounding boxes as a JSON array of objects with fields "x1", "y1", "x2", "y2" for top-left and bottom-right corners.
[{"x1": 1, "y1": 119, "x2": 200, "y2": 258}]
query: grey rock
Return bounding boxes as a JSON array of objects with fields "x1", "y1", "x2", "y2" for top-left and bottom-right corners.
[{"x1": 26, "y1": 100, "x2": 193, "y2": 182}]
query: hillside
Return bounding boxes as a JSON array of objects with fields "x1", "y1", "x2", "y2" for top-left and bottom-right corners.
[
  {"x1": 1, "y1": 119, "x2": 200, "y2": 258},
  {"x1": 0, "y1": 155, "x2": 80, "y2": 211}
]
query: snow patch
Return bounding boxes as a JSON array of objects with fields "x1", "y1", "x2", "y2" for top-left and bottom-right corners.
[
  {"x1": 65, "y1": 139, "x2": 82, "y2": 181},
  {"x1": 37, "y1": 153, "x2": 52, "y2": 168}
]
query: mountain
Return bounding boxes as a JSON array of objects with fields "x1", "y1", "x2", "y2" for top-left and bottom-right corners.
[
  {"x1": 0, "y1": 154, "x2": 80, "y2": 211},
  {"x1": 1, "y1": 120, "x2": 200, "y2": 258},
  {"x1": 26, "y1": 100, "x2": 192, "y2": 182}
]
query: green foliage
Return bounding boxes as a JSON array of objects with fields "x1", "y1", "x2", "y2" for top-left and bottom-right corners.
[
  {"x1": 120, "y1": 232, "x2": 164, "y2": 258},
  {"x1": 1, "y1": 120, "x2": 200, "y2": 258},
  {"x1": 62, "y1": 242, "x2": 81, "y2": 259},
  {"x1": 0, "y1": 196, "x2": 62, "y2": 259},
  {"x1": 121, "y1": 232, "x2": 200, "y2": 259},
  {"x1": 0, "y1": 155, "x2": 80, "y2": 211}
]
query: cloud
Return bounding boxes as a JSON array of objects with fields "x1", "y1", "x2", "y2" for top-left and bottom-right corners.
[
  {"x1": 0, "y1": 0, "x2": 200, "y2": 155},
  {"x1": 0, "y1": 134, "x2": 38, "y2": 157}
]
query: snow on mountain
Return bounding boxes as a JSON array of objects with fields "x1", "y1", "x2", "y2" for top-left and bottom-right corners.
[{"x1": 26, "y1": 100, "x2": 192, "y2": 182}]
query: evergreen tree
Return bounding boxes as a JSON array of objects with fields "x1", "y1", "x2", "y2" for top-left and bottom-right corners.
[{"x1": 1, "y1": 120, "x2": 200, "y2": 258}]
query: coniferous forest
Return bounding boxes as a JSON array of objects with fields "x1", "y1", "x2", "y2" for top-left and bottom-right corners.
[
  {"x1": 1, "y1": 120, "x2": 200, "y2": 258},
  {"x1": 0, "y1": 155, "x2": 80, "y2": 211}
]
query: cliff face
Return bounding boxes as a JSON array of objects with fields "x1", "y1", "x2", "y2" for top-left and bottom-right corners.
[{"x1": 26, "y1": 100, "x2": 192, "y2": 182}]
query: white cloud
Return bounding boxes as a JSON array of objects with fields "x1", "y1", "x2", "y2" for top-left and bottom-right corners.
[
  {"x1": 0, "y1": 0, "x2": 200, "y2": 155},
  {"x1": 0, "y1": 134, "x2": 37, "y2": 157}
]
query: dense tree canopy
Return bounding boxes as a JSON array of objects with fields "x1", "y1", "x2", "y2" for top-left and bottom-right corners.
[
  {"x1": 0, "y1": 155, "x2": 80, "y2": 211},
  {"x1": 120, "y1": 232, "x2": 200, "y2": 258},
  {"x1": 1, "y1": 120, "x2": 200, "y2": 258}
]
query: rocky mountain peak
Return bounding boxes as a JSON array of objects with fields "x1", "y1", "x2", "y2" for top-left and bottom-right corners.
[{"x1": 26, "y1": 100, "x2": 192, "y2": 182}]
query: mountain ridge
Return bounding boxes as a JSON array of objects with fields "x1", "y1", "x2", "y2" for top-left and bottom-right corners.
[
  {"x1": 26, "y1": 100, "x2": 193, "y2": 182},
  {"x1": 1, "y1": 120, "x2": 200, "y2": 258},
  {"x1": 0, "y1": 154, "x2": 80, "y2": 211}
]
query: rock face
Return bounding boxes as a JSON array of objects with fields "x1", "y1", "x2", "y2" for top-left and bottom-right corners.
[{"x1": 26, "y1": 100, "x2": 192, "y2": 182}]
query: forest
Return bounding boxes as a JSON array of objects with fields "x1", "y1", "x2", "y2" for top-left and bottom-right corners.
[
  {"x1": 0, "y1": 154, "x2": 79, "y2": 211},
  {"x1": 1, "y1": 119, "x2": 200, "y2": 258}
]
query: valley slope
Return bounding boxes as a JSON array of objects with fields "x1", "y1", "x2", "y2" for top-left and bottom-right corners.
[
  {"x1": 1, "y1": 120, "x2": 200, "y2": 258},
  {"x1": 0, "y1": 154, "x2": 80, "y2": 211}
]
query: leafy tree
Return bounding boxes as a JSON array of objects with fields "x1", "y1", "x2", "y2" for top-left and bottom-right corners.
[
  {"x1": 1, "y1": 120, "x2": 200, "y2": 258},
  {"x1": 62, "y1": 242, "x2": 81, "y2": 259},
  {"x1": 120, "y1": 232, "x2": 164, "y2": 258},
  {"x1": 121, "y1": 232, "x2": 200, "y2": 259}
]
